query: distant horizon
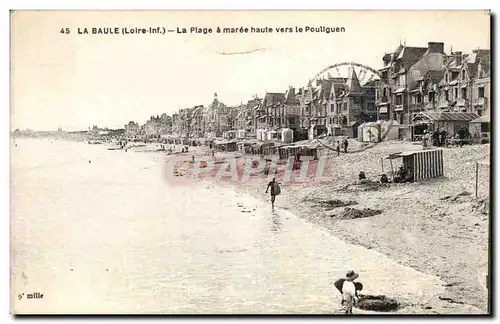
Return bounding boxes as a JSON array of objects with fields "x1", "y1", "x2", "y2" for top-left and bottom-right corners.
[{"x1": 11, "y1": 10, "x2": 490, "y2": 131}]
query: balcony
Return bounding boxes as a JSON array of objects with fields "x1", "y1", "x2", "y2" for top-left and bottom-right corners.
[
  {"x1": 378, "y1": 106, "x2": 389, "y2": 114},
  {"x1": 393, "y1": 104, "x2": 404, "y2": 112},
  {"x1": 409, "y1": 103, "x2": 424, "y2": 111},
  {"x1": 376, "y1": 96, "x2": 389, "y2": 105},
  {"x1": 473, "y1": 97, "x2": 487, "y2": 107},
  {"x1": 438, "y1": 101, "x2": 451, "y2": 109},
  {"x1": 456, "y1": 98, "x2": 468, "y2": 107}
]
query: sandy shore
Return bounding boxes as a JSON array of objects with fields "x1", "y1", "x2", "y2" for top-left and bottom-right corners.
[{"x1": 165, "y1": 139, "x2": 489, "y2": 314}]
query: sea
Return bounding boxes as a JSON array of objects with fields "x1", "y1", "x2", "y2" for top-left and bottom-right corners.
[{"x1": 10, "y1": 138, "x2": 447, "y2": 314}]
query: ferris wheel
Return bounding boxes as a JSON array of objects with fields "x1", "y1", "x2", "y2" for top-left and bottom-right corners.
[{"x1": 308, "y1": 62, "x2": 382, "y2": 88}]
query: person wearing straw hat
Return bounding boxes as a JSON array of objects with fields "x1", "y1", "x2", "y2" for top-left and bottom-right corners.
[{"x1": 334, "y1": 270, "x2": 360, "y2": 314}]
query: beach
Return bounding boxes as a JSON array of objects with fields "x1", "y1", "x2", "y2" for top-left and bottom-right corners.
[
  {"x1": 174, "y1": 138, "x2": 490, "y2": 313},
  {"x1": 10, "y1": 138, "x2": 488, "y2": 314}
]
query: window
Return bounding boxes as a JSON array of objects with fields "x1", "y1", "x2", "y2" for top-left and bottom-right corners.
[
  {"x1": 452, "y1": 71, "x2": 459, "y2": 80},
  {"x1": 454, "y1": 88, "x2": 458, "y2": 99},
  {"x1": 399, "y1": 75, "x2": 405, "y2": 86},
  {"x1": 395, "y1": 95, "x2": 402, "y2": 105},
  {"x1": 462, "y1": 70, "x2": 466, "y2": 81},
  {"x1": 462, "y1": 88, "x2": 467, "y2": 100},
  {"x1": 416, "y1": 94, "x2": 422, "y2": 104},
  {"x1": 429, "y1": 92, "x2": 435, "y2": 102},
  {"x1": 445, "y1": 73, "x2": 448, "y2": 82},
  {"x1": 481, "y1": 121, "x2": 489, "y2": 133},
  {"x1": 479, "y1": 87, "x2": 485, "y2": 98},
  {"x1": 343, "y1": 102, "x2": 348, "y2": 111}
]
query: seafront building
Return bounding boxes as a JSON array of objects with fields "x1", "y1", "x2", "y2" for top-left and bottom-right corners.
[
  {"x1": 109, "y1": 40, "x2": 491, "y2": 143},
  {"x1": 376, "y1": 42, "x2": 490, "y2": 140}
]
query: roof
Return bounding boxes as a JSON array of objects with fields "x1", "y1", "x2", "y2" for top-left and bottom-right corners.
[
  {"x1": 408, "y1": 51, "x2": 446, "y2": 89},
  {"x1": 263, "y1": 92, "x2": 285, "y2": 107},
  {"x1": 386, "y1": 149, "x2": 443, "y2": 159},
  {"x1": 414, "y1": 111, "x2": 479, "y2": 122},
  {"x1": 470, "y1": 115, "x2": 490, "y2": 123},
  {"x1": 394, "y1": 87, "x2": 406, "y2": 94},
  {"x1": 284, "y1": 87, "x2": 299, "y2": 103},
  {"x1": 396, "y1": 46, "x2": 428, "y2": 69},
  {"x1": 345, "y1": 67, "x2": 362, "y2": 92},
  {"x1": 466, "y1": 50, "x2": 491, "y2": 78},
  {"x1": 394, "y1": 44, "x2": 404, "y2": 58}
]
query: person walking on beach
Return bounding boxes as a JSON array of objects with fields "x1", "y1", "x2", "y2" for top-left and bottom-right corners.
[
  {"x1": 334, "y1": 270, "x2": 361, "y2": 314},
  {"x1": 265, "y1": 177, "x2": 281, "y2": 209},
  {"x1": 336, "y1": 141, "x2": 341, "y2": 156},
  {"x1": 343, "y1": 138, "x2": 348, "y2": 153}
]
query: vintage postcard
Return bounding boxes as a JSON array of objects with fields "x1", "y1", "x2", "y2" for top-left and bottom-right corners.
[{"x1": 10, "y1": 10, "x2": 491, "y2": 315}]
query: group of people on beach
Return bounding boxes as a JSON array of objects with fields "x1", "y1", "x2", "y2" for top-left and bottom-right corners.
[
  {"x1": 358, "y1": 164, "x2": 413, "y2": 184},
  {"x1": 335, "y1": 138, "x2": 349, "y2": 156},
  {"x1": 421, "y1": 127, "x2": 473, "y2": 149}
]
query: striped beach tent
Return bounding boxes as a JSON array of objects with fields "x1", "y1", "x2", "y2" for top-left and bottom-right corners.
[{"x1": 386, "y1": 149, "x2": 444, "y2": 182}]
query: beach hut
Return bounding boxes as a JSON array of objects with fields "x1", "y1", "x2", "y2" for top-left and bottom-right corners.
[
  {"x1": 346, "y1": 121, "x2": 361, "y2": 138},
  {"x1": 278, "y1": 143, "x2": 319, "y2": 161},
  {"x1": 383, "y1": 149, "x2": 444, "y2": 182},
  {"x1": 256, "y1": 129, "x2": 266, "y2": 141},
  {"x1": 262, "y1": 142, "x2": 277, "y2": 156},
  {"x1": 358, "y1": 120, "x2": 398, "y2": 143},
  {"x1": 215, "y1": 139, "x2": 238, "y2": 152},
  {"x1": 237, "y1": 130, "x2": 246, "y2": 139},
  {"x1": 359, "y1": 122, "x2": 380, "y2": 143},
  {"x1": 267, "y1": 130, "x2": 279, "y2": 141},
  {"x1": 469, "y1": 115, "x2": 490, "y2": 143}
]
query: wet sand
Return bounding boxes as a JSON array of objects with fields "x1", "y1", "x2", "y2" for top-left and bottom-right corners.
[{"x1": 10, "y1": 138, "x2": 485, "y2": 314}]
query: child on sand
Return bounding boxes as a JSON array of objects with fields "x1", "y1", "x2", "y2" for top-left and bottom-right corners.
[{"x1": 334, "y1": 270, "x2": 361, "y2": 314}]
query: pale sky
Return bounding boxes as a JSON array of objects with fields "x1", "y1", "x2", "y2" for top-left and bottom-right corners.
[{"x1": 11, "y1": 10, "x2": 490, "y2": 131}]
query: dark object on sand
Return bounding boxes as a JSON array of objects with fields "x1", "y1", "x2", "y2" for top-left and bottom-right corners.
[
  {"x1": 317, "y1": 199, "x2": 358, "y2": 210},
  {"x1": 337, "y1": 208, "x2": 382, "y2": 220},
  {"x1": 356, "y1": 294, "x2": 400, "y2": 312},
  {"x1": 89, "y1": 160, "x2": 91, "y2": 164}
]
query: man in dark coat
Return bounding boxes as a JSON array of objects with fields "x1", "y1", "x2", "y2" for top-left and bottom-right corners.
[{"x1": 343, "y1": 138, "x2": 348, "y2": 153}]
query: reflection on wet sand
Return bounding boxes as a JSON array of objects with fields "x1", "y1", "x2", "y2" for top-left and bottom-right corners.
[{"x1": 270, "y1": 210, "x2": 283, "y2": 233}]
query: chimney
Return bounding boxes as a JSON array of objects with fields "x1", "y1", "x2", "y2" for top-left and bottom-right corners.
[
  {"x1": 383, "y1": 53, "x2": 391, "y2": 64},
  {"x1": 428, "y1": 42, "x2": 444, "y2": 54},
  {"x1": 455, "y1": 51, "x2": 463, "y2": 66}
]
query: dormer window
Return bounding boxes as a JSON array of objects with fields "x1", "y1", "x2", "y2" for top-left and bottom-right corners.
[{"x1": 462, "y1": 70, "x2": 466, "y2": 81}]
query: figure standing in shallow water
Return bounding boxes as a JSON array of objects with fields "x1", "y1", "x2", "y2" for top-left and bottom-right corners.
[{"x1": 265, "y1": 177, "x2": 281, "y2": 209}]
